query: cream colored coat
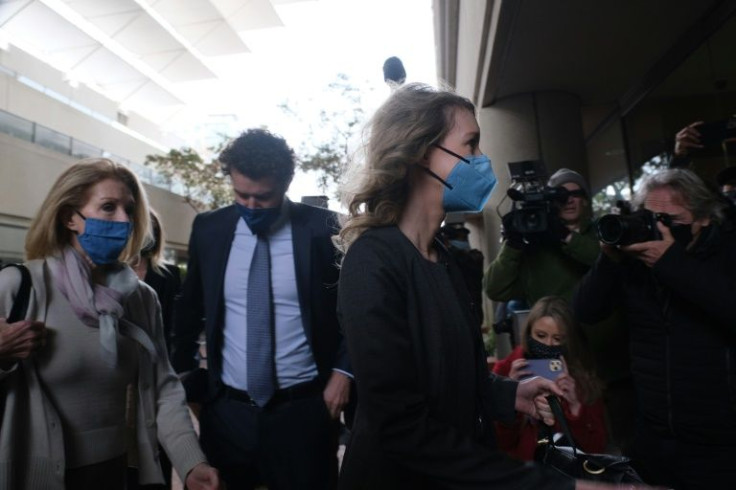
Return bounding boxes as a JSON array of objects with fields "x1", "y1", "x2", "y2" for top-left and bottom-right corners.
[{"x1": 0, "y1": 259, "x2": 206, "y2": 490}]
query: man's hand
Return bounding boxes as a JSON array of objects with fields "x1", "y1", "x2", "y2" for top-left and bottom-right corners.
[
  {"x1": 323, "y1": 371, "x2": 351, "y2": 419},
  {"x1": 185, "y1": 462, "x2": 220, "y2": 490},
  {"x1": 674, "y1": 121, "x2": 704, "y2": 156},
  {"x1": 501, "y1": 211, "x2": 525, "y2": 250},
  {"x1": 0, "y1": 319, "x2": 46, "y2": 365},
  {"x1": 547, "y1": 213, "x2": 571, "y2": 244},
  {"x1": 621, "y1": 222, "x2": 674, "y2": 267},
  {"x1": 515, "y1": 376, "x2": 564, "y2": 426}
]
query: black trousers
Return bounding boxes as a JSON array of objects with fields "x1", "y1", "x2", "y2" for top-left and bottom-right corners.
[
  {"x1": 200, "y1": 383, "x2": 339, "y2": 490},
  {"x1": 66, "y1": 454, "x2": 127, "y2": 490},
  {"x1": 630, "y1": 424, "x2": 736, "y2": 489}
]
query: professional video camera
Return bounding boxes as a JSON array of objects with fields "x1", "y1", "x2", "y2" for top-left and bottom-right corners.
[
  {"x1": 505, "y1": 160, "x2": 571, "y2": 234},
  {"x1": 596, "y1": 206, "x2": 671, "y2": 246}
]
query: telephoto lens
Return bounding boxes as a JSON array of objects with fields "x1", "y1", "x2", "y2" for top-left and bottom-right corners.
[{"x1": 596, "y1": 209, "x2": 662, "y2": 246}]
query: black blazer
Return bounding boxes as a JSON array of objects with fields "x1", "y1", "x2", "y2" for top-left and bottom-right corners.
[
  {"x1": 171, "y1": 201, "x2": 349, "y2": 396},
  {"x1": 337, "y1": 227, "x2": 573, "y2": 490}
]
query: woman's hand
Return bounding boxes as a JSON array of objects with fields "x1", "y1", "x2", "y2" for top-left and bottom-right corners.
[
  {"x1": 0, "y1": 318, "x2": 46, "y2": 366},
  {"x1": 674, "y1": 121, "x2": 704, "y2": 156},
  {"x1": 185, "y1": 462, "x2": 220, "y2": 490},
  {"x1": 556, "y1": 373, "x2": 581, "y2": 417},
  {"x1": 508, "y1": 358, "x2": 531, "y2": 381}
]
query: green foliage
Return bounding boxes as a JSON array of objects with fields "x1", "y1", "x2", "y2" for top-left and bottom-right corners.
[
  {"x1": 280, "y1": 73, "x2": 369, "y2": 195},
  {"x1": 144, "y1": 146, "x2": 231, "y2": 211}
]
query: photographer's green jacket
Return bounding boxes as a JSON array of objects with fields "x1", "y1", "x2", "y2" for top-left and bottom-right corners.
[
  {"x1": 484, "y1": 222, "x2": 629, "y2": 383},
  {"x1": 484, "y1": 221, "x2": 599, "y2": 305}
]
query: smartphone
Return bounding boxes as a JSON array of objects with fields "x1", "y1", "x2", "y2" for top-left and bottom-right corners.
[
  {"x1": 697, "y1": 117, "x2": 736, "y2": 147},
  {"x1": 523, "y1": 358, "x2": 564, "y2": 381}
]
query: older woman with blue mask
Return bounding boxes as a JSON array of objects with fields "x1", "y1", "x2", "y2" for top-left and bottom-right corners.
[{"x1": 0, "y1": 158, "x2": 219, "y2": 490}]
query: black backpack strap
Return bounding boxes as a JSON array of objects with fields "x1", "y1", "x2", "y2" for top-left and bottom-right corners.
[{"x1": 2, "y1": 264, "x2": 32, "y2": 323}]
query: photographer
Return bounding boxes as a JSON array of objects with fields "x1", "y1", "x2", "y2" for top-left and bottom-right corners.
[
  {"x1": 573, "y1": 168, "x2": 736, "y2": 489},
  {"x1": 484, "y1": 168, "x2": 598, "y2": 304},
  {"x1": 485, "y1": 168, "x2": 635, "y2": 454}
]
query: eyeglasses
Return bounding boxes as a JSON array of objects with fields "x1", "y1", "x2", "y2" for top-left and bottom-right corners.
[{"x1": 566, "y1": 189, "x2": 587, "y2": 199}]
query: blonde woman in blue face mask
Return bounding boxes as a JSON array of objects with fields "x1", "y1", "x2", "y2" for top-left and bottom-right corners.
[
  {"x1": 0, "y1": 158, "x2": 219, "y2": 490},
  {"x1": 334, "y1": 84, "x2": 652, "y2": 490}
]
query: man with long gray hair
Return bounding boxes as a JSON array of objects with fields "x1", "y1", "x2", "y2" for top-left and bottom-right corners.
[{"x1": 573, "y1": 168, "x2": 735, "y2": 488}]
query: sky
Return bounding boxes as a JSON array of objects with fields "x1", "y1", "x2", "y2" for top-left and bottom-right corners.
[{"x1": 168, "y1": 0, "x2": 439, "y2": 208}]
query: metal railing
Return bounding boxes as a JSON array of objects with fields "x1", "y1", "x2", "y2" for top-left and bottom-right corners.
[{"x1": 0, "y1": 108, "x2": 180, "y2": 194}]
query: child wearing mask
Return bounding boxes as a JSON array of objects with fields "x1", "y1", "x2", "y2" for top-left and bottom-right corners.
[{"x1": 492, "y1": 296, "x2": 607, "y2": 461}]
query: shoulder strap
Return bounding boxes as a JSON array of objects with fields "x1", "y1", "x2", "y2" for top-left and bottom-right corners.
[
  {"x1": 2, "y1": 264, "x2": 32, "y2": 323},
  {"x1": 544, "y1": 394, "x2": 579, "y2": 457}
]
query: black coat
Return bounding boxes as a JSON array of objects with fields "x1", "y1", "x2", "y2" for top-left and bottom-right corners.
[
  {"x1": 338, "y1": 227, "x2": 573, "y2": 490},
  {"x1": 573, "y1": 224, "x2": 736, "y2": 445},
  {"x1": 171, "y1": 201, "x2": 350, "y2": 397}
]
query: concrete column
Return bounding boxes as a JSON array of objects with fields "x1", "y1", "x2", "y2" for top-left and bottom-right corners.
[{"x1": 473, "y1": 91, "x2": 586, "y2": 358}]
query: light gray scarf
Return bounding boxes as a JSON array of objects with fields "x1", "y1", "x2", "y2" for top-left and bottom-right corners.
[{"x1": 50, "y1": 247, "x2": 158, "y2": 367}]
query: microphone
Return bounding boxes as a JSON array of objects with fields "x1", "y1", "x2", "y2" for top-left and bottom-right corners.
[
  {"x1": 507, "y1": 188, "x2": 524, "y2": 201},
  {"x1": 383, "y1": 56, "x2": 406, "y2": 86}
]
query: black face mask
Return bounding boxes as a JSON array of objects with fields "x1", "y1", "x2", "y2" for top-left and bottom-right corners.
[
  {"x1": 668, "y1": 222, "x2": 694, "y2": 247},
  {"x1": 724, "y1": 190, "x2": 736, "y2": 206},
  {"x1": 526, "y1": 337, "x2": 563, "y2": 359}
]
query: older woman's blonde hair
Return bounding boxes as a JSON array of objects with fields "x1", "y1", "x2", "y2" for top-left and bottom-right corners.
[
  {"x1": 335, "y1": 83, "x2": 475, "y2": 254},
  {"x1": 25, "y1": 158, "x2": 151, "y2": 262}
]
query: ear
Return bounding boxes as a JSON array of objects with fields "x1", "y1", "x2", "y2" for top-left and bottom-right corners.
[{"x1": 63, "y1": 208, "x2": 80, "y2": 232}]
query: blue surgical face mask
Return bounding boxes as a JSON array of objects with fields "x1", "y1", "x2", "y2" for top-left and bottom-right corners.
[
  {"x1": 74, "y1": 211, "x2": 132, "y2": 265},
  {"x1": 424, "y1": 145, "x2": 497, "y2": 213},
  {"x1": 236, "y1": 202, "x2": 281, "y2": 235}
]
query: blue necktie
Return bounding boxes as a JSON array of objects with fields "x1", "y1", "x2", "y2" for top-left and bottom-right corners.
[{"x1": 247, "y1": 234, "x2": 276, "y2": 407}]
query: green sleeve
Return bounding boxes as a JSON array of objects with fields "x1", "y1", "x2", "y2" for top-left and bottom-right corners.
[
  {"x1": 484, "y1": 244, "x2": 525, "y2": 302},
  {"x1": 560, "y1": 229, "x2": 601, "y2": 267}
]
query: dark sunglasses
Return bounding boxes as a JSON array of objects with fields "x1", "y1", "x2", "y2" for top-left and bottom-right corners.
[{"x1": 566, "y1": 189, "x2": 587, "y2": 199}]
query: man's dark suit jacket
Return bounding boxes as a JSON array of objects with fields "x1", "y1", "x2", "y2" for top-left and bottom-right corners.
[{"x1": 171, "y1": 201, "x2": 349, "y2": 397}]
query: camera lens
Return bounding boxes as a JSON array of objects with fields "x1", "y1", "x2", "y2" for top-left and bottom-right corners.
[{"x1": 597, "y1": 215, "x2": 624, "y2": 245}]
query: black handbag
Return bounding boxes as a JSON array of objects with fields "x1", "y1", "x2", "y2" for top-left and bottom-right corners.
[
  {"x1": 1, "y1": 263, "x2": 32, "y2": 420},
  {"x1": 534, "y1": 395, "x2": 644, "y2": 483},
  {"x1": 3, "y1": 263, "x2": 32, "y2": 323}
]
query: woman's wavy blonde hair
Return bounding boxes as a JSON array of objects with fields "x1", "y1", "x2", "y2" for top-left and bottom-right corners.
[
  {"x1": 522, "y1": 296, "x2": 602, "y2": 404},
  {"x1": 335, "y1": 83, "x2": 475, "y2": 254},
  {"x1": 25, "y1": 158, "x2": 151, "y2": 262}
]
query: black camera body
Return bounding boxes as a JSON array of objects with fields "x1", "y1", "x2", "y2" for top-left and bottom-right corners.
[
  {"x1": 596, "y1": 208, "x2": 669, "y2": 246},
  {"x1": 506, "y1": 160, "x2": 570, "y2": 234}
]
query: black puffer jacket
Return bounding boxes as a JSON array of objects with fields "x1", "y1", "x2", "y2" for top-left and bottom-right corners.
[{"x1": 574, "y1": 223, "x2": 736, "y2": 445}]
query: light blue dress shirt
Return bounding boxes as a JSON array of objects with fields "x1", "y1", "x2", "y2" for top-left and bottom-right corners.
[{"x1": 221, "y1": 203, "x2": 319, "y2": 391}]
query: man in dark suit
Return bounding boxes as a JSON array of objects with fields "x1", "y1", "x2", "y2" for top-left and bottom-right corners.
[{"x1": 171, "y1": 128, "x2": 351, "y2": 490}]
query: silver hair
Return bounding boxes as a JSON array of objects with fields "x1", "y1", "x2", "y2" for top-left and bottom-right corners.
[{"x1": 632, "y1": 168, "x2": 725, "y2": 221}]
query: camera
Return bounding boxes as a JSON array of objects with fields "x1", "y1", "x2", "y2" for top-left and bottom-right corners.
[
  {"x1": 596, "y1": 208, "x2": 670, "y2": 246},
  {"x1": 505, "y1": 160, "x2": 570, "y2": 234}
]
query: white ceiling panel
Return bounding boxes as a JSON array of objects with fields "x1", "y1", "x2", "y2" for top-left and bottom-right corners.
[
  {"x1": 149, "y1": 0, "x2": 222, "y2": 25},
  {"x1": 138, "y1": 49, "x2": 182, "y2": 71},
  {"x1": 5, "y1": 1, "x2": 96, "y2": 57},
  {"x1": 0, "y1": 1, "x2": 309, "y2": 122},
  {"x1": 159, "y1": 51, "x2": 215, "y2": 81},
  {"x1": 46, "y1": 44, "x2": 99, "y2": 69},
  {"x1": 0, "y1": 0, "x2": 33, "y2": 26},
  {"x1": 112, "y1": 13, "x2": 182, "y2": 55},
  {"x1": 72, "y1": 46, "x2": 145, "y2": 88},
  {"x1": 83, "y1": 10, "x2": 141, "y2": 36},
  {"x1": 212, "y1": 0, "x2": 283, "y2": 31},
  {"x1": 191, "y1": 21, "x2": 250, "y2": 56},
  {"x1": 123, "y1": 79, "x2": 182, "y2": 107},
  {"x1": 63, "y1": 0, "x2": 139, "y2": 20}
]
